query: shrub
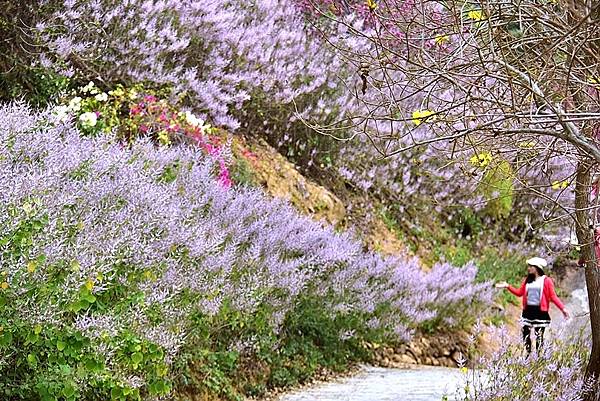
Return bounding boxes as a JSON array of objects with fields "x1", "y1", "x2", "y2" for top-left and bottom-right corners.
[
  {"x1": 0, "y1": 103, "x2": 492, "y2": 399},
  {"x1": 35, "y1": 0, "x2": 351, "y2": 131},
  {"x1": 0, "y1": 1, "x2": 70, "y2": 105},
  {"x1": 458, "y1": 322, "x2": 596, "y2": 401}
]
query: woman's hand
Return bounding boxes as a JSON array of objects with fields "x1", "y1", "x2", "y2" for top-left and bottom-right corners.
[
  {"x1": 563, "y1": 309, "x2": 570, "y2": 319},
  {"x1": 495, "y1": 281, "x2": 509, "y2": 289}
]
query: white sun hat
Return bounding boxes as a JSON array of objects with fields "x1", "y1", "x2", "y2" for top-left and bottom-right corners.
[{"x1": 526, "y1": 257, "x2": 548, "y2": 269}]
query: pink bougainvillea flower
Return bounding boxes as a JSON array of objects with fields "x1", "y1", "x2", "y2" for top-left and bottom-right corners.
[{"x1": 130, "y1": 105, "x2": 142, "y2": 115}]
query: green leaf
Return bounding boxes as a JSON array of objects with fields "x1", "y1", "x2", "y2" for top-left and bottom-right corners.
[
  {"x1": 131, "y1": 352, "x2": 143, "y2": 365},
  {"x1": 71, "y1": 299, "x2": 90, "y2": 312},
  {"x1": 83, "y1": 293, "x2": 96, "y2": 303},
  {"x1": 26, "y1": 332, "x2": 40, "y2": 344},
  {"x1": 57, "y1": 340, "x2": 66, "y2": 351},
  {"x1": 111, "y1": 387, "x2": 122, "y2": 400},
  {"x1": 62, "y1": 384, "x2": 76, "y2": 398},
  {"x1": 0, "y1": 331, "x2": 13, "y2": 347},
  {"x1": 37, "y1": 254, "x2": 47, "y2": 265},
  {"x1": 27, "y1": 353, "x2": 38, "y2": 366},
  {"x1": 85, "y1": 358, "x2": 102, "y2": 372}
]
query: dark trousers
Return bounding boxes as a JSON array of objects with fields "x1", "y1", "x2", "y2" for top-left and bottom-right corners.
[{"x1": 522, "y1": 326, "x2": 545, "y2": 355}]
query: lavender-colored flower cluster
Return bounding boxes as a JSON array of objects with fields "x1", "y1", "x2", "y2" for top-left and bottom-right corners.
[
  {"x1": 36, "y1": 0, "x2": 351, "y2": 131},
  {"x1": 0, "y1": 103, "x2": 491, "y2": 387},
  {"x1": 460, "y1": 322, "x2": 595, "y2": 401}
]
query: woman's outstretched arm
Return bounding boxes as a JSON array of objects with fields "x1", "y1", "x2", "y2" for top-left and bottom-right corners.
[{"x1": 506, "y1": 280, "x2": 526, "y2": 297}]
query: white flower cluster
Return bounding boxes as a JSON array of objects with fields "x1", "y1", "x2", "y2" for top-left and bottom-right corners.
[
  {"x1": 184, "y1": 110, "x2": 204, "y2": 128},
  {"x1": 79, "y1": 111, "x2": 98, "y2": 128},
  {"x1": 51, "y1": 81, "x2": 107, "y2": 125},
  {"x1": 52, "y1": 96, "x2": 82, "y2": 122},
  {"x1": 81, "y1": 81, "x2": 98, "y2": 94}
]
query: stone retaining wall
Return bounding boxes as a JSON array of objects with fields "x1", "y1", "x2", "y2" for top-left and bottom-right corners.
[{"x1": 367, "y1": 332, "x2": 470, "y2": 368}]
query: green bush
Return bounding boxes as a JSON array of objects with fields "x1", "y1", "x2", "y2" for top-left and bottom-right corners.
[{"x1": 173, "y1": 297, "x2": 373, "y2": 400}]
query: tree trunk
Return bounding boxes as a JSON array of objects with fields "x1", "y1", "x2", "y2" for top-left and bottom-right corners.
[{"x1": 574, "y1": 158, "x2": 600, "y2": 400}]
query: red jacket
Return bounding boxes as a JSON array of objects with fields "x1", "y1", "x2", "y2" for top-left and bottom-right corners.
[{"x1": 507, "y1": 276, "x2": 566, "y2": 312}]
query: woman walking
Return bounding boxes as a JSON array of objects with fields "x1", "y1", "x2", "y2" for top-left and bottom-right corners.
[{"x1": 496, "y1": 257, "x2": 569, "y2": 355}]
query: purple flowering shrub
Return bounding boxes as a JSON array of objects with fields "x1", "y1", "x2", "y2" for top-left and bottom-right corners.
[
  {"x1": 36, "y1": 0, "x2": 351, "y2": 131},
  {"x1": 458, "y1": 324, "x2": 596, "y2": 401},
  {"x1": 0, "y1": 103, "x2": 491, "y2": 399}
]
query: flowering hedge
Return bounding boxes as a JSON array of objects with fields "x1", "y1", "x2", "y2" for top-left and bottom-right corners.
[
  {"x1": 458, "y1": 323, "x2": 596, "y2": 401},
  {"x1": 0, "y1": 103, "x2": 492, "y2": 399},
  {"x1": 36, "y1": 0, "x2": 350, "y2": 130}
]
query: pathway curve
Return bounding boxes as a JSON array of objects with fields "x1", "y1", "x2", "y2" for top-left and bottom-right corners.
[
  {"x1": 276, "y1": 365, "x2": 462, "y2": 401},
  {"x1": 275, "y1": 273, "x2": 589, "y2": 401}
]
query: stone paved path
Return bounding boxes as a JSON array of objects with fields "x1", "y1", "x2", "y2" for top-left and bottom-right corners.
[{"x1": 277, "y1": 365, "x2": 462, "y2": 401}]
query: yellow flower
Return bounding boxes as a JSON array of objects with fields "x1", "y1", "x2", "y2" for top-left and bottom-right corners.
[
  {"x1": 467, "y1": 10, "x2": 485, "y2": 21},
  {"x1": 109, "y1": 87, "x2": 125, "y2": 97},
  {"x1": 519, "y1": 141, "x2": 535, "y2": 148},
  {"x1": 143, "y1": 270, "x2": 157, "y2": 281},
  {"x1": 551, "y1": 180, "x2": 569, "y2": 190},
  {"x1": 158, "y1": 131, "x2": 171, "y2": 146},
  {"x1": 469, "y1": 152, "x2": 493, "y2": 167},
  {"x1": 22, "y1": 202, "x2": 34, "y2": 215},
  {"x1": 85, "y1": 279, "x2": 94, "y2": 291},
  {"x1": 71, "y1": 260, "x2": 81, "y2": 271},
  {"x1": 412, "y1": 110, "x2": 435, "y2": 126},
  {"x1": 128, "y1": 89, "x2": 138, "y2": 100},
  {"x1": 27, "y1": 261, "x2": 36, "y2": 273},
  {"x1": 588, "y1": 77, "x2": 600, "y2": 86},
  {"x1": 460, "y1": 367, "x2": 468, "y2": 374},
  {"x1": 434, "y1": 35, "x2": 449, "y2": 45},
  {"x1": 366, "y1": 0, "x2": 377, "y2": 11},
  {"x1": 1, "y1": 282, "x2": 9, "y2": 290}
]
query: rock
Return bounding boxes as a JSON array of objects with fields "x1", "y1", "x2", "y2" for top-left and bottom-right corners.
[
  {"x1": 424, "y1": 357, "x2": 433, "y2": 365},
  {"x1": 443, "y1": 349, "x2": 452, "y2": 357},
  {"x1": 364, "y1": 217, "x2": 410, "y2": 256},
  {"x1": 409, "y1": 344, "x2": 423, "y2": 357},
  {"x1": 451, "y1": 351, "x2": 464, "y2": 363},
  {"x1": 399, "y1": 354, "x2": 417, "y2": 364},
  {"x1": 420, "y1": 337, "x2": 431, "y2": 348},
  {"x1": 432, "y1": 358, "x2": 441, "y2": 366},
  {"x1": 440, "y1": 357, "x2": 455, "y2": 367},
  {"x1": 394, "y1": 345, "x2": 407, "y2": 354}
]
